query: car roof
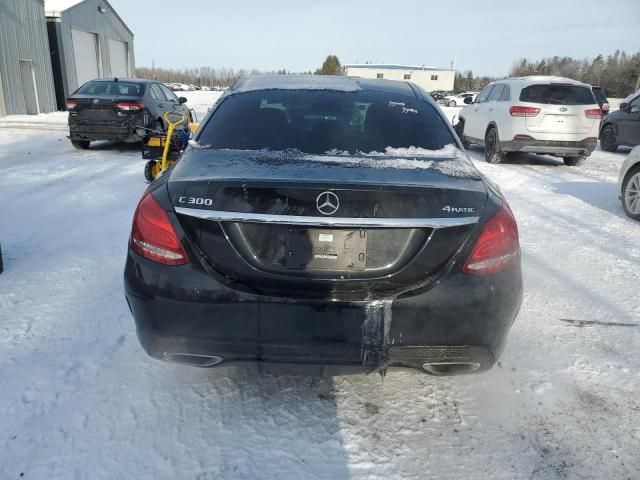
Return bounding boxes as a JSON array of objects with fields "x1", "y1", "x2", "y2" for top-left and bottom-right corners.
[
  {"x1": 88, "y1": 78, "x2": 154, "y2": 84},
  {"x1": 502, "y1": 76, "x2": 590, "y2": 87},
  {"x1": 231, "y1": 75, "x2": 417, "y2": 97}
]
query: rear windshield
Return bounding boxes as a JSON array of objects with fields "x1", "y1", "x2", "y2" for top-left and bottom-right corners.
[
  {"x1": 76, "y1": 81, "x2": 144, "y2": 96},
  {"x1": 197, "y1": 90, "x2": 455, "y2": 154},
  {"x1": 519, "y1": 84, "x2": 596, "y2": 105}
]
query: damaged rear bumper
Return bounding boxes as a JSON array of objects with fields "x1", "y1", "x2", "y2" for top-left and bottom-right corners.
[
  {"x1": 69, "y1": 111, "x2": 148, "y2": 142},
  {"x1": 124, "y1": 251, "x2": 522, "y2": 375}
]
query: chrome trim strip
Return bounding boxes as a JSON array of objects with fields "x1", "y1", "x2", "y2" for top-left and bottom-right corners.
[{"x1": 174, "y1": 207, "x2": 479, "y2": 228}]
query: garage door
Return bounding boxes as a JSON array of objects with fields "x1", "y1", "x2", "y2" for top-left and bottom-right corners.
[
  {"x1": 71, "y1": 29, "x2": 99, "y2": 87},
  {"x1": 108, "y1": 39, "x2": 129, "y2": 78}
]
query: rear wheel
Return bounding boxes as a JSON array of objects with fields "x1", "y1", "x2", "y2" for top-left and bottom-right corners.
[
  {"x1": 622, "y1": 166, "x2": 640, "y2": 220},
  {"x1": 600, "y1": 124, "x2": 618, "y2": 152},
  {"x1": 144, "y1": 160, "x2": 161, "y2": 182},
  {"x1": 71, "y1": 140, "x2": 90, "y2": 150},
  {"x1": 454, "y1": 119, "x2": 469, "y2": 148},
  {"x1": 563, "y1": 156, "x2": 586, "y2": 166},
  {"x1": 484, "y1": 128, "x2": 505, "y2": 164},
  {"x1": 447, "y1": 100, "x2": 457, "y2": 107}
]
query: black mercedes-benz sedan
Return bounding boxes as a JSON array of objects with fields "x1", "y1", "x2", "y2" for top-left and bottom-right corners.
[
  {"x1": 124, "y1": 75, "x2": 523, "y2": 376},
  {"x1": 66, "y1": 78, "x2": 191, "y2": 149}
]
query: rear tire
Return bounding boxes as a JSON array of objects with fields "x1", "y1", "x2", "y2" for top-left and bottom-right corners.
[
  {"x1": 484, "y1": 128, "x2": 505, "y2": 164},
  {"x1": 71, "y1": 140, "x2": 90, "y2": 150},
  {"x1": 454, "y1": 119, "x2": 469, "y2": 148},
  {"x1": 144, "y1": 160, "x2": 159, "y2": 182},
  {"x1": 563, "y1": 156, "x2": 586, "y2": 166},
  {"x1": 621, "y1": 166, "x2": 640, "y2": 220},
  {"x1": 600, "y1": 124, "x2": 618, "y2": 152},
  {"x1": 448, "y1": 100, "x2": 457, "y2": 107}
]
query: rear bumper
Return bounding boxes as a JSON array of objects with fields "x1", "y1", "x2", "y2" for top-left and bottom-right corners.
[
  {"x1": 124, "y1": 250, "x2": 523, "y2": 375},
  {"x1": 68, "y1": 111, "x2": 148, "y2": 141},
  {"x1": 502, "y1": 138, "x2": 597, "y2": 157}
]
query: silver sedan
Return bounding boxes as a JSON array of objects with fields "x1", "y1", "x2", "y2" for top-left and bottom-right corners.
[{"x1": 619, "y1": 145, "x2": 640, "y2": 220}]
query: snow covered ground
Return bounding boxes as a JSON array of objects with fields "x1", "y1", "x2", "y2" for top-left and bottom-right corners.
[{"x1": 0, "y1": 92, "x2": 639, "y2": 480}]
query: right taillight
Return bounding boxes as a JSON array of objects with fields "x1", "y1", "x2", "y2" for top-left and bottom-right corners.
[
  {"x1": 509, "y1": 106, "x2": 540, "y2": 117},
  {"x1": 130, "y1": 192, "x2": 188, "y2": 265},
  {"x1": 462, "y1": 205, "x2": 520, "y2": 275},
  {"x1": 584, "y1": 108, "x2": 603, "y2": 119}
]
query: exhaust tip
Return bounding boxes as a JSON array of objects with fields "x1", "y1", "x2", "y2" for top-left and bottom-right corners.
[
  {"x1": 163, "y1": 353, "x2": 223, "y2": 367},
  {"x1": 421, "y1": 361, "x2": 481, "y2": 375}
]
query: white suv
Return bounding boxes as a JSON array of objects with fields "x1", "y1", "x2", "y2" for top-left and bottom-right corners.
[{"x1": 455, "y1": 76, "x2": 602, "y2": 166}]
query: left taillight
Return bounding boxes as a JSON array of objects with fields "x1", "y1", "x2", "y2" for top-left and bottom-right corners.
[
  {"x1": 462, "y1": 205, "x2": 520, "y2": 275},
  {"x1": 116, "y1": 101, "x2": 145, "y2": 111},
  {"x1": 130, "y1": 192, "x2": 188, "y2": 266},
  {"x1": 66, "y1": 100, "x2": 77, "y2": 110}
]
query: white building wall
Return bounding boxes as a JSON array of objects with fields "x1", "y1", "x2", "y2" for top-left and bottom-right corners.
[{"x1": 345, "y1": 67, "x2": 455, "y2": 92}]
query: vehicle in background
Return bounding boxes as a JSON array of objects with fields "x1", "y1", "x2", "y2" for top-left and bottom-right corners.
[
  {"x1": 429, "y1": 90, "x2": 448, "y2": 102},
  {"x1": 124, "y1": 75, "x2": 523, "y2": 376},
  {"x1": 443, "y1": 92, "x2": 478, "y2": 107},
  {"x1": 618, "y1": 145, "x2": 640, "y2": 220},
  {"x1": 591, "y1": 86, "x2": 609, "y2": 114},
  {"x1": 600, "y1": 90, "x2": 640, "y2": 152},
  {"x1": 456, "y1": 76, "x2": 602, "y2": 166},
  {"x1": 66, "y1": 79, "x2": 191, "y2": 149}
]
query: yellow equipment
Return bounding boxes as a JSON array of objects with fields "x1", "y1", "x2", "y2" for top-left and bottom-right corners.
[{"x1": 143, "y1": 110, "x2": 200, "y2": 182}]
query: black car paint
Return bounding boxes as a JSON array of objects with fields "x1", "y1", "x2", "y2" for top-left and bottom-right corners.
[
  {"x1": 67, "y1": 79, "x2": 190, "y2": 143},
  {"x1": 600, "y1": 93, "x2": 640, "y2": 148},
  {"x1": 124, "y1": 78, "x2": 523, "y2": 374}
]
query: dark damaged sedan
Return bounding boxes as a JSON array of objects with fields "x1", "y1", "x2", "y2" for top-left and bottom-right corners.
[{"x1": 124, "y1": 75, "x2": 523, "y2": 376}]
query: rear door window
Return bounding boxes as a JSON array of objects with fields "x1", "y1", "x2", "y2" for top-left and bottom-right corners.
[
  {"x1": 487, "y1": 85, "x2": 505, "y2": 102},
  {"x1": 592, "y1": 87, "x2": 607, "y2": 105},
  {"x1": 149, "y1": 84, "x2": 164, "y2": 101},
  {"x1": 519, "y1": 84, "x2": 595, "y2": 105}
]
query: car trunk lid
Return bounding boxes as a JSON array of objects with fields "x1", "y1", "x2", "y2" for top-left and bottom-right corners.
[{"x1": 168, "y1": 148, "x2": 487, "y2": 299}]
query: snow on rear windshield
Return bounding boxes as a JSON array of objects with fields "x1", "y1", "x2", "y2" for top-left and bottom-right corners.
[{"x1": 197, "y1": 90, "x2": 456, "y2": 154}]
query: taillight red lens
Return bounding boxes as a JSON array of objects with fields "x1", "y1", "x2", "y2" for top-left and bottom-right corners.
[
  {"x1": 509, "y1": 106, "x2": 540, "y2": 117},
  {"x1": 117, "y1": 101, "x2": 145, "y2": 111},
  {"x1": 462, "y1": 205, "x2": 520, "y2": 275},
  {"x1": 66, "y1": 100, "x2": 77, "y2": 109},
  {"x1": 130, "y1": 192, "x2": 188, "y2": 265},
  {"x1": 584, "y1": 108, "x2": 603, "y2": 119}
]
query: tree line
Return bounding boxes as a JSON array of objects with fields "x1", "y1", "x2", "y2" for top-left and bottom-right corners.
[
  {"x1": 455, "y1": 50, "x2": 639, "y2": 97},
  {"x1": 138, "y1": 51, "x2": 640, "y2": 97}
]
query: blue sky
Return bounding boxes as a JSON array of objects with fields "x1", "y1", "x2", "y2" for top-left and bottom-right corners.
[{"x1": 110, "y1": 0, "x2": 640, "y2": 76}]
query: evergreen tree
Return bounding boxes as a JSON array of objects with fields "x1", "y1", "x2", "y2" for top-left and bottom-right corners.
[{"x1": 315, "y1": 55, "x2": 343, "y2": 75}]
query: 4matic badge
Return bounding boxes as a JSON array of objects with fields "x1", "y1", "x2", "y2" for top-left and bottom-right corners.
[{"x1": 442, "y1": 205, "x2": 476, "y2": 214}]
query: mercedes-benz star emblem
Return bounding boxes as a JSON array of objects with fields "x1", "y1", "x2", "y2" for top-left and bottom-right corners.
[{"x1": 316, "y1": 191, "x2": 340, "y2": 215}]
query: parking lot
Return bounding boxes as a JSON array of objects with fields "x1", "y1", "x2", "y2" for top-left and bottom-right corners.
[{"x1": 0, "y1": 92, "x2": 639, "y2": 479}]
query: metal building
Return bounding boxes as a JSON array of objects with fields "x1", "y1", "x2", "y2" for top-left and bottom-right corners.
[
  {"x1": 45, "y1": 0, "x2": 135, "y2": 110},
  {"x1": 344, "y1": 64, "x2": 455, "y2": 92},
  {"x1": 0, "y1": 0, "x2": 58, "y2": 117}
]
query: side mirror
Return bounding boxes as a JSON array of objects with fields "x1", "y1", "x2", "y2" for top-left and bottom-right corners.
[
  {"x1": 619, "y1": 102, "x2": 628, "y2": 112},
  {"x1": 631, "y1": 105, "x2": 640, "y2": 114},
  {"x1": 179, "y1": 97, "x2": 188, "y2": 104},
  {"x1": 463, "y1": 97, "x2": 473, "y2": 105}
]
